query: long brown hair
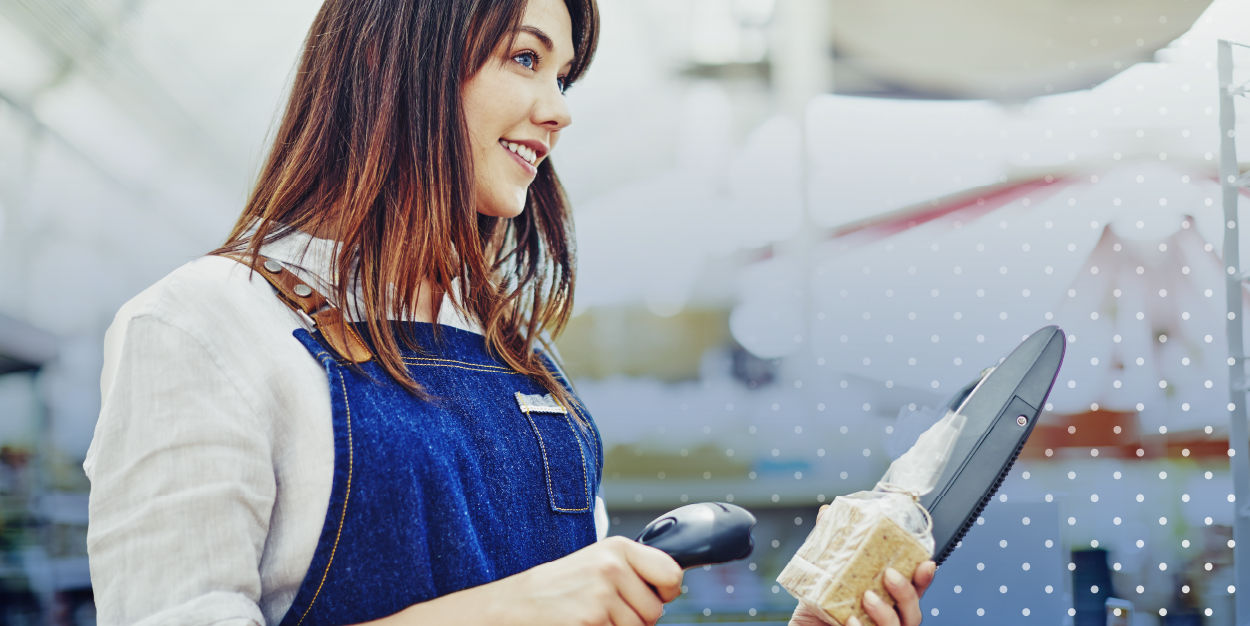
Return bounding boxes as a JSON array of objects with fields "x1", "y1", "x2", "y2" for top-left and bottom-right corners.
[{"x1": 213, "y1": 0, "x2": 599, "y2": 407}]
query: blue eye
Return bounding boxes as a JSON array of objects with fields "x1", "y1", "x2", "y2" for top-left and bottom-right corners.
[
  {"x1": 513, "y1": 52, "x2": 536, "y2": 69},
  {"x1": 512, "y1": 50, "x2": 569, "y2": 94}
]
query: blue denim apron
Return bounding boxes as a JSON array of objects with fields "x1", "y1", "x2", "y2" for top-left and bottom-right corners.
[{"x1": 277, "y1": 323, "x2": 602, "y2": 626}]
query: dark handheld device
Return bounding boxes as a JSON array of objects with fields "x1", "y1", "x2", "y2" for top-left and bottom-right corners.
[
  {"x1": 635, "y1": 502, "x2": 757, "y2": 569},
  {"x1": 919, "y1": 325, "x2": 1066, "y2": 564}
]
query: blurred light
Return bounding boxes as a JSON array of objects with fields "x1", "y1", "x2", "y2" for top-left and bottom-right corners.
[{"x1": 0, "y1": 15, "x2": 59, "y2": 97}]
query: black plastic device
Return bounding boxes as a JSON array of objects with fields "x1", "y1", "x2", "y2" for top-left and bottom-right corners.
[
  {"x1": 635, "y1": 502, "x2": 757, "y2": 569},
  {"x1": 919, "y1": 325, "x2": 1066, "y2": 564}
]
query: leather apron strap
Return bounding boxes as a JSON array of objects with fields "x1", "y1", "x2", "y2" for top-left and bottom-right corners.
[{"x1": 223, "y1": 254, "x2": 373, "y2": 363}]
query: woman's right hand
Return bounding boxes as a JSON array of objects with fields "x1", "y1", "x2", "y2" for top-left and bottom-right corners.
[
  {"x1": 493, "y1": 536, "x2": 684, "y2": 625},
  {"x1": 360, "y1": 536, "x2": 683, "y2": 626}
]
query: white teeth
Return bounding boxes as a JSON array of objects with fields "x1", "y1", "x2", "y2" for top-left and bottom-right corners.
[{"x1": 501, "y1": 140, "x2": 537, "y2": 166}]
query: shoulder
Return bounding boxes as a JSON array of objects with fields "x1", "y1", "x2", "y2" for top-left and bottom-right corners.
[
  {"x1": 94, "y1": 252, "x2": 334, "y2": 456},
  {"x1": 106, "y1": 254, "x2": 316, "y2": 369},
  {"x1": 101, "y1": 255, "x2": 318, "y2": 405},
  {"x1": 113, "y1": 255, "x2": 296, "y2": 337}
]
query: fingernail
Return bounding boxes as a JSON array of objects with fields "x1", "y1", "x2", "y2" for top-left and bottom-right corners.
[
  {"x1": 847, "y1": 617, "x2": 862, "y2": 626},
  {"x1": 885, "y1": 567, "x2": 905, "y2": 586},
  {"x1": 864, "y1": 589, "x2": 882, "y2": 606}
]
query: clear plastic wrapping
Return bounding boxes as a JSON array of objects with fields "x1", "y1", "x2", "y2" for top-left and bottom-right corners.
[{"x1": 778, "y1": 410, "x2": 967, "y2": 625}]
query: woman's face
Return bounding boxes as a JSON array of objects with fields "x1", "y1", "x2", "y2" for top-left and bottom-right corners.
[{"x1": 463, "y1": 0, "x2": 576, "y2": 218}]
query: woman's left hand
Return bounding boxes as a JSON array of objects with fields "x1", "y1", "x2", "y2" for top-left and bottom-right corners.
[{"x1": 788, "y1": 560, "x2": 937, "y2": 626}]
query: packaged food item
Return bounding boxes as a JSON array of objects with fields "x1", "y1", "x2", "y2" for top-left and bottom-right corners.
[
  {"x1": 778, "y1": 410, "x2": 966, "y2": 625},
  {"x1": 777, "y1": 494, "x2": 931, "y2": 625}
]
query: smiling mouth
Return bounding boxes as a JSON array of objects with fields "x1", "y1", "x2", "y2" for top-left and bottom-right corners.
[{"x1": 500, "y1": 140, "x2": 538, "y2": 166}]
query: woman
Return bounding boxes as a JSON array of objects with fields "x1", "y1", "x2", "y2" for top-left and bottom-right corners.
[{"x1": 84, "y1": 0, "x2": 931, "y2": 624}]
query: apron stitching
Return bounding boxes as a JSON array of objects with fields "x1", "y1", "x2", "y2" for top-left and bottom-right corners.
[
  {"x1": 406, "y1": 362, "x2": 521, "y2": 375},
  {"x1": 522, "y1": 409, "x2": 558, "y2": 511},
  {"x1": 560, "y1": 414, "x2": 592, "y2": 511},
  {"x1": 401, "y1": 356, "x2": 510, "y2": 370},
  {"x1": 297, "y1": 368, "x2": 355, "y2": 626},
  {"x1": 567, "y1": 402, "x2": 602, "y2": 485},
  {"x1": 524, "y1": 409, "x2": 591, "y2": 514}
]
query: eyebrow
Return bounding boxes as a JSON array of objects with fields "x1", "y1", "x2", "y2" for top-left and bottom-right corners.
[{"x1": 517, "y1": 25, "x2": 575, "y2": 70}]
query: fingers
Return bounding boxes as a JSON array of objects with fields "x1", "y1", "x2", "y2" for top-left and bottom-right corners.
[
  {"x1": 879, "y1": 566, "x2": 924, "y2": 626},
  {"x1": 618, "y1": 538, "x2": 684, "y2": 603},
  {"x1": 610, "y1": 560, "x2": 665, "y2": 625},
  {"x1": 861, "y1": 588, "x2": 900, "y2": 626},
  {"x1": 605, "y1": 588, "x2": 652, "y2": 626},
  {"x1": 585, "y1": 539, "x2": 667, "y2": 626},
  {"x1": 913, "y1": 560, "x2": 937, "y2": 596}
]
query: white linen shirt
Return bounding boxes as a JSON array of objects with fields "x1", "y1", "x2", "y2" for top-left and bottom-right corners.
[{"x1": 84, "y1": 232, "x2": 607, "y2": 626}]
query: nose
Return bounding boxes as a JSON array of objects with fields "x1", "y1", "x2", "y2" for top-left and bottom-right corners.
[{"x1": 534, "y1": 83, "x2": 572, "y2": 132}]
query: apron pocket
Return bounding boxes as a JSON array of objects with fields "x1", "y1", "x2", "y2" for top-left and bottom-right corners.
[{"x1": 523, "y1": 411, "x2": 593, "y2": 513}]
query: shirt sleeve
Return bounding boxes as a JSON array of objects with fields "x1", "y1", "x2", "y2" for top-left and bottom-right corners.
[
  {"x1": 85, "y1": 312, "x2": 275, "y2": 626},
  {"x1": 593, "y1": 495, "x2": 609, "y2": 540}
]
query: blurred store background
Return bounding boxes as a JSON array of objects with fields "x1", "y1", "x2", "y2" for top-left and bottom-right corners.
[{"x1": 3, "y1": 0, "x2": 1250, "y2": 624}]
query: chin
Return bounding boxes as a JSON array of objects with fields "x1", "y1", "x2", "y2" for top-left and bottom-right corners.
[
  {"x1": 476, "y1": 204, "x2": 525, "y2": 219},
  {"x1": 477, "y1": 193, "x2": 529, "y2": 218}
]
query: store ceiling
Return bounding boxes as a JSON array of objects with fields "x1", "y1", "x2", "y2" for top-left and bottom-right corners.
[{"x1": 826, "y1": 0, "x2": 1214, "y2": 100}]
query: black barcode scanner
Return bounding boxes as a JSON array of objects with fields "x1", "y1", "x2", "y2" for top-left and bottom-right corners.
[{"x1": 635, "y1": 502, "x2": 756, "y2": 569}]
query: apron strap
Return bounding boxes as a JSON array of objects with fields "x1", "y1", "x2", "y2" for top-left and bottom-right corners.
[{"x1": 220, "y1": 253, "x2": 373, "y2": 363}]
